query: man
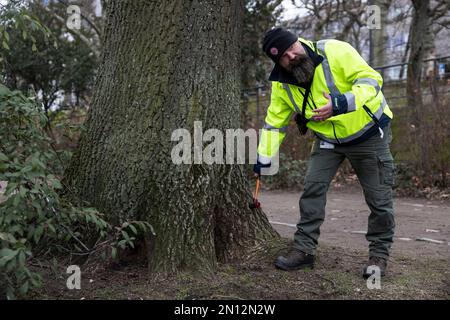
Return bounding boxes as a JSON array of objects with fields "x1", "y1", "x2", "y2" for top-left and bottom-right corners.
[{"x1": 254, "y1": 27, "x2": 395, "y2": 278}]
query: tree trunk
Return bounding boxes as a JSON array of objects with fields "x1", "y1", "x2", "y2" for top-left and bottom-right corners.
[
  {"x1": 398, "y1": 35, "x2": 410, "y2": 80},
  {"x1": 63, "y1": 0, "x2": 278, "y2": 273},
  {"x1": 407, "y1": 0, "x2": 431, "y2": 173},
  {"x1": 372, "y1": 0, "x2": 390, "y2": 68}
]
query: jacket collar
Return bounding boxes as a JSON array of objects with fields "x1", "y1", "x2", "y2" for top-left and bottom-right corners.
[{"x1": 268, "y1": 40, "x2": 324, "y2": 88}]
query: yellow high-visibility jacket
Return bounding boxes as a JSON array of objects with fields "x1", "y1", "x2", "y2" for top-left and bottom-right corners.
[{"x1": 257, "y1": 38, "x2": 393, "y2": 163}]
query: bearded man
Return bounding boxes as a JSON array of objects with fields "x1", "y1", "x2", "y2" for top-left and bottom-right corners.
[{"x1": 253, "y1": 28, "x2": 395, "y2": 279}]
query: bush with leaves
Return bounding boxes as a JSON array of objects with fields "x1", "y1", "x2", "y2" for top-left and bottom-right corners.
[
  {"x1": 260, "y1": 153, "x2": 308, "y2": 190},
  {"x1": 0, "y1": 84, "x2": 153, "y2": 299},
  {"x1": 0, "y1": 1, "x2": 51, "y2": 53}
]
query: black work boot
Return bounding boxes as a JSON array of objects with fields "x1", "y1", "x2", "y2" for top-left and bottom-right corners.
[
  {"x1": 274, "y1": 248, "x2": 314, "y2": 271},
  {"x1": 362, "y1": 256, "x2": 387, "y2": 279}
]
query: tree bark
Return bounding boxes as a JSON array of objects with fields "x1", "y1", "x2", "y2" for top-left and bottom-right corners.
[
  {"x1": 63, "y1": 0, "x2": 278, "y2": 273},
  {"x1": 407, "y1": 0, "x2": 431, "y2": 173},
  {"x1": 371, "y1": 0, "x2": 390, "y2": 68}
]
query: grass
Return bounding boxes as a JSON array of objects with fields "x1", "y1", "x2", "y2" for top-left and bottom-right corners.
[{"x1": 29, "y1": 238, "x2": 450, "y2": 300}]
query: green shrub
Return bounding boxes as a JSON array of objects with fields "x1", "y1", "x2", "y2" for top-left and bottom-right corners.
[
  {"x1": 262, "y1": 153, "x2": 308, "y2": 190},
  {"x1": 0, "y1": 84, "x2": 153, "y2": 299}
]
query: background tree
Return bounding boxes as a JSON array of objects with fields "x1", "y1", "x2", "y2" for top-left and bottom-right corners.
[
  {"x1": 369, "y1": 0, "x2": 391, "y2": 67},
  {"x1": 241, "y1": 0, "x2": 283, "y2": 125},
  {"x1": 406, "y1": 0, "x2": 431, "y2": 173},
  {"x1": 288, "y1": 0, "x2": 368, "y2": 51},
  {"x1": 43, "y1": 0, "x2": 103, "y2": 57},
  {"x1": 403, "y1": 0, "x2": 448, "y2": 174},
  {"x1": 64, "y1": 0, "x2": 278, "y2": 273},
  {"x1": 0, "y1": 1, "x2": 99, "y2": 115},
  {"x1": 241, "y1": 0, "x2": 283, "y2": 89}
]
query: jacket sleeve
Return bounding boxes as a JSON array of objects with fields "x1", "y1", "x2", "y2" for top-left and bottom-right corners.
[
  {"x1": 257, "y1": 82, "x2": 293, "y2": 163},
  {"x1": 331, "y1": 42, "x2": 383, "y2": 115}
]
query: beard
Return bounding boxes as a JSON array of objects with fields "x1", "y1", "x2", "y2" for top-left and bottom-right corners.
[{"x1": 289, "y1": 54, "x2": 316, "y2": 84}]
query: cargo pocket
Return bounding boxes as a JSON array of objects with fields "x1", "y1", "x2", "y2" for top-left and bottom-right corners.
[{"x1": 377, "y1": 153, "x2": 395, "y2": 186}]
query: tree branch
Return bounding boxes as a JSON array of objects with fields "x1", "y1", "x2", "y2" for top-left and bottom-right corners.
[
  {"x1": 42, "y1": 5, "x2": 100, "y2": 59},
  {"x1": 56, "y1": 0, "x2": 102, "y2": 39}
]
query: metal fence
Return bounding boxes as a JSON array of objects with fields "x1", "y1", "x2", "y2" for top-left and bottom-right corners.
[
  {"x1": 243, "y1": 55, "x2": 450, "y2": 125},
  {"x1": 375, "y1": 55, "x2": 450, "y2": 82}
]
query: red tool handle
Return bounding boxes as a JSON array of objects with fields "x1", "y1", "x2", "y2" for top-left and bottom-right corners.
[
  {"x1": 253, "y1": 178, "x2": 260, "y2": 199},
  {"x1": 252, "y1": 178, "x2": 261, "y2": 208}
]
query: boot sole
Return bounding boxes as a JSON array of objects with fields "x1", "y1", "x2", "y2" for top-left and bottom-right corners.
[
  {"x1": 363, "y1": 272, "x2": 386, "y2": 280},
  {"x1": 362, "y1": 269, "x2": 386, "y2": 279},
  {"x1": 274, "y1": 261, "x2": 314, "y2": 271}
]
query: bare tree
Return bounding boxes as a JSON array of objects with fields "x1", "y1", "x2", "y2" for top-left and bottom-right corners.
[
  {"x1": 406, "y1": 0, "x2": 432, "y2": 173},
  {"x1": 37, "y1": 0, "x2": 103, "y2": 58},
  {"x1": 288, "y1": 0, "x2": 369, "y2": 55},
  {"x1": 369, "y1": 0, "x2": 391, "y2": 67}
]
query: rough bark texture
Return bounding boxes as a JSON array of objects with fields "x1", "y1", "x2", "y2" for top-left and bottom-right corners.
[
  {"x1": 407, "y1": 0, "x2": 431, "y2": 173},
  {"x1": 371, "y1": 0, "x2": 390, "y2": 68},
  {"x1": 64, "y1": 0, "x2": 278, "y2": 273}
]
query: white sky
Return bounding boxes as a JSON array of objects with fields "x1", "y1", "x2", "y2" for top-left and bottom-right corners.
[
  {"x1": 0, "y1": 0, "x2": 301, "y2": 21},
  {"x1": 280, "y1": 0, "x2": 306, "y2": 21}
]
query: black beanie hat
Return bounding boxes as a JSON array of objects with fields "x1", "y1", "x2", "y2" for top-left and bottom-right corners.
[{"x1": 262, "y1": 27, "x2": 298, "y2": 64}]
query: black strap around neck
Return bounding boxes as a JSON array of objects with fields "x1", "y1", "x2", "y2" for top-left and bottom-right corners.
[{"x1": 301, "y1": 85, "x2": 311, "y2": 118}]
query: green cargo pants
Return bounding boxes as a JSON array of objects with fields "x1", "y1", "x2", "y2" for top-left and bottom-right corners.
[{"x1": 294, "y1": 124, "x2": 395, "y2": 259}]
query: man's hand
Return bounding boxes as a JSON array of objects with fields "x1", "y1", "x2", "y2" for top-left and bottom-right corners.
[{"x1": 312, "y1": 91, "x2": 333, "y2": 121}]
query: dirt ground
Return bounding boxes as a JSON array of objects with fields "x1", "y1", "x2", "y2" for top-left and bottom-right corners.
[
  {"x1": 32, "y1": 239, "x2": 449, "y2": 300},
  {"x1": 260, "y1": 186, "x2": 450, "y2": 260},
  {"x1": 30, "y1": 186, "x2": 450, "y2": 300},
  {"x1": 4, "y1": 180, "x2": 449, "y2": 299}
]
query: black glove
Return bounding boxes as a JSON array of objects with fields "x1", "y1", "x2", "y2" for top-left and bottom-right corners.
[
  {"x1": 253, "y1": 160, "x2": 271, "y2": 177},
  {"x1": 294, "y1": 113, "x2": 309, "y2": 135}
]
